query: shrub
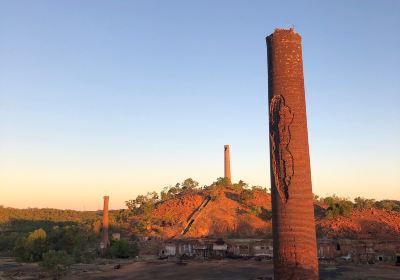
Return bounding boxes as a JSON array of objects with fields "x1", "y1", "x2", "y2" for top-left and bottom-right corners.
[
  {"x1": 126, "y1": 192, "x2": 159, "y2": 216},
  {"x1": 0, "y1": 232, "x2": 20, "y2": 251},
  {"x1": 232, "y1": 180, "x2": 248, "y2": 192},
  {"x1": 240, "y1": 189, "x2": 254, "y2": 204},
  {"x1": 106, "y1": 239, "x2": 139, "y2": 259},
  {"x1": 325, "y1": 198, "x2": 354, "y2": 219},
  {"x1": 207, "y1": 177, "x2": 231, "y2": 189},
  {"x1": 181, "y1": 178, "x2": 199, "y2": 191},
  {"x1": 14, "y1": 228, "x2": 48, "y2": 262},
  {"x1": 374, "y1": 200, "x2": 400, "y2": 211},
  {"x1": 41, "y1": 250, "x2": 74, "y2": 279},
  {"x1": 250, "y1": 206, "x2": 262, "y2": 216},
  {"x1": 251, "y1": 185, "x2": 268, "y2": 193},
  {"x1": 354, "y1": 197, "x2": 375, "y2": 209}
]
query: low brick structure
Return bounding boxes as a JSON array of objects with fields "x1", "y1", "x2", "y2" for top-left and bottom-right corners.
[{"x1": 156, "y1": 238, "x2": 400, "y2": 265}]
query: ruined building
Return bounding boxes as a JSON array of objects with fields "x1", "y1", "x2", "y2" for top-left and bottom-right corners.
[
  {"x1": 266, "y1": 29, "x2": 319, "y2": 279},
  {"x1": 224, "y1": 144, "x2": 231, "y2": 183},
  {"x1": 100, "y1": 196, "x2": 110, "y2": 251}
]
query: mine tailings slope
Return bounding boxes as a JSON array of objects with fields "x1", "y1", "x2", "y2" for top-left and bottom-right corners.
[
  {"x1": 150, "y1": 187, "x2": 400, "y2": 239},
  {"x1": 151, "y1": 187, "x2": 272, "y2": 239},
  {"x1": 181, "y1": 195, "x2": 212, "y2": 236},
  {"x1": 317, "y1": 208, "x2": 400, "y2": 239}
]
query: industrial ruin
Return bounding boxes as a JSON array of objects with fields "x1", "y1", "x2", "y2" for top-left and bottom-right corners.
[
  {"x1": 99, "y1": 195, "x2": 110, "y2": 252},
  {"x1": 154, "y1": 238, "x2": 400, "y2": 265},
  {"x1": 95, "y1": 29, "x2": 400, "y2": 278},
  {"x1": 224, "y1": 144, "x2": 231, "y2": 183},
  {"x1": 267, "y1": 28, "x2": 319, "y2": 279}
]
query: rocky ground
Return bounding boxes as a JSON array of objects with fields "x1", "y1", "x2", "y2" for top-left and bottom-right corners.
[
  {"x1": 317, "y1": 209, "x2": 400, "y2": 239},
  {"x1": 144, "y1": 187, "x2": 400, "y2": 240},
  {"x1": 1, "y1": 258, "x2": 400, "y2": 280}
]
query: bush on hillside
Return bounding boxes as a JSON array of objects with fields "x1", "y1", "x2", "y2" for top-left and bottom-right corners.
[
  {"x1": 232, "y1": 180, "x2": 248, "y2": 191},
  {"x1": 181, "y1": 178, "x2": 199, "y2": 191},
  {"x1": 324, "y1": 196, "x2": 354, "y2": 219},
  {"x1": 354, "y1": 197, "x2": 375, "y2": 209},
  {"x1": 374, "y1": 200, "x2": 400, "y2": 211},
  {"x1": 240, "y1": 189, "x2": 254, "y2": 204}
]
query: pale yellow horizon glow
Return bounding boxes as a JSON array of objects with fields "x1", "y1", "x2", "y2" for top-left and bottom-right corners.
[{"x1": 1, "y1": 153, "x2": 399, "y2": 210}]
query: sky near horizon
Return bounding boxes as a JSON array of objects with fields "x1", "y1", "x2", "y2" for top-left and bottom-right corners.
[{"x1": 1, "y1": 1, "x2": 399, "y2": 210}]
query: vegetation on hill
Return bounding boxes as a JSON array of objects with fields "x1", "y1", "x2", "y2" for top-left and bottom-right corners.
[
  {"x1": 1, "y1": 177, "x2": 399, "y2": 270},
  {"x1": 312, "y1": 195, "x2": 400, "y2": 220},
  {"x1": 0, "y1": 205, "x2": 138, "y2": 275},
  {"x1": 120, "y1": 179, "x2": 400, "y2": 239},
  {"x1": 121, "y1": 178, "x2": 271, "y2": 238}
]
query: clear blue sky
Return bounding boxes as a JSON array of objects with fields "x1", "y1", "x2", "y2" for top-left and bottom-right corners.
[{"x1": 1, "y1": 1, "x2": 399, "y2": 210}]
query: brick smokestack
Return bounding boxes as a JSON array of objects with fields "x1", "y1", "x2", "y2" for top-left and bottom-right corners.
[
  {"x1": 101, "y1": 196, "x2": 110, "y2": 248},
  {"x1": 266, "y1": 29, "x2": 319, "y2": 279},
  {"x1": 224, "y1": 145, "x2": 231, "y2": 183}
]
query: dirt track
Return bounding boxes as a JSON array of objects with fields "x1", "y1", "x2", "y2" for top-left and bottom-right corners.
[
  {"x1": 2, "y1": 258, "x2": 400, "y2": 280},
  {"x1": 70, "y1": 260, "x2": 400, "y2": 280}
]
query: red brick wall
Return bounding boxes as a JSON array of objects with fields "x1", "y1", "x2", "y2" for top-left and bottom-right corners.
[
  {"x1": 267, "y1": 28, "x2": 319, "y2": 279},
  {"x1": 224, "y1": 145, "x2": 231, "y2": 182}
]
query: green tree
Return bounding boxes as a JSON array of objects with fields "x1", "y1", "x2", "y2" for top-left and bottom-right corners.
[
  {"x1": 41, "y1": 250, "x2": 74, "y2": 279},
  {"x1": 354, "y1": 197, "x2": 375, "y2": 209},
  {"x1": 232, "y1": 180, "x2": 248, "y2": 191},
  {"x1": 324, "y1": 196, "x2": 354, "y2": 219},
  {"x1": 14, "y1": 228, "x2": 48, "y2": 262},
  {"x1": 207, "y1": 177, "x2": 231, "y2": 189},
  {"x1": 181, "y1": 178, "x2": 199, "y2": 191},
  {"x1": 160, "y1": 184, "x2": 182, "y2": 200},
  {"x1": 374, "y1": 200, "x2": 400, "y2": 211},
  {"x1": 126, "y1": 192, "x2": 159, "y2": 216},
  {"x1": 106, "y1": 239, "x2": 139, "y2": 258}
]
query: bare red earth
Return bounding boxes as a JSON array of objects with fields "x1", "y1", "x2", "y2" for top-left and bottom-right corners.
[
  {"x1": 143, "y1": 189, "x2": 400, "y2": 243},
  {"x1": 317, "y1": 209, "x2": 400, "y2": 240}
]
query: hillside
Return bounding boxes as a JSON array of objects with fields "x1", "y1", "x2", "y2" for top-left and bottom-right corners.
[
  {"x1": 2, "y1": 184, "x2": 399, "y2": 241},
  {"x1": 317, "y1": 208, "x2": 400, "y2": 240},
  {"x1": 146, "y1": 186, "x2": 272, "y2": 239},
  {"x1": 130, "y1": 185, "x2": 400, "y2": 240}
]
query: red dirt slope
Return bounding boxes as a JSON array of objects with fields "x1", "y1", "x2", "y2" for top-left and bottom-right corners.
[
  {"x1": 149, "y1": 187, "x2": 272, "y2": 239},
  {"x1": 142, "y1": 187, "x2": 399, "y2": 240},
  {"x1": 317, "y1": 209, "x2": 400, "y2": 239}
]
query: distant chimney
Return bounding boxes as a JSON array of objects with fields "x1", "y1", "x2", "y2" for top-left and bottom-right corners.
[
  {"x1": 224, "y1": 145, "x2": 231, "y2": 183},
  {"x1": 100, "y1": 196, "x2": 110, "y2": 249}
]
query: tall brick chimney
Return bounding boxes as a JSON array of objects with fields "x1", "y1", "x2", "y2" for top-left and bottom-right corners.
[
  {"x1": 224, "y1": 145, "x2": 231, "y2": 183},
  {"x1": 266, "y1": 28, "x2": 319, "y2": 279},
  {"x1": 100, "y1": 196, "x2": 110, "y2": 249}
]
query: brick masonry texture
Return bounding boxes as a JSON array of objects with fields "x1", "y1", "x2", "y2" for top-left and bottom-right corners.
[
  {"x1": 266, "y1": 29, "x2": 319, "y2": 280},
  {"x1": 224, "y1": 145, "x2": 231, "y2": 183}
]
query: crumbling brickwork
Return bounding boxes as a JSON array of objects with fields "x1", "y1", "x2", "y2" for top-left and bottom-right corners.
[
  {"x1": 266, "y1": 28, "x2": 319, "y2": 279},
  {"x1": 224, "y1": 145, "x2": 231, "y2": 183}
]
